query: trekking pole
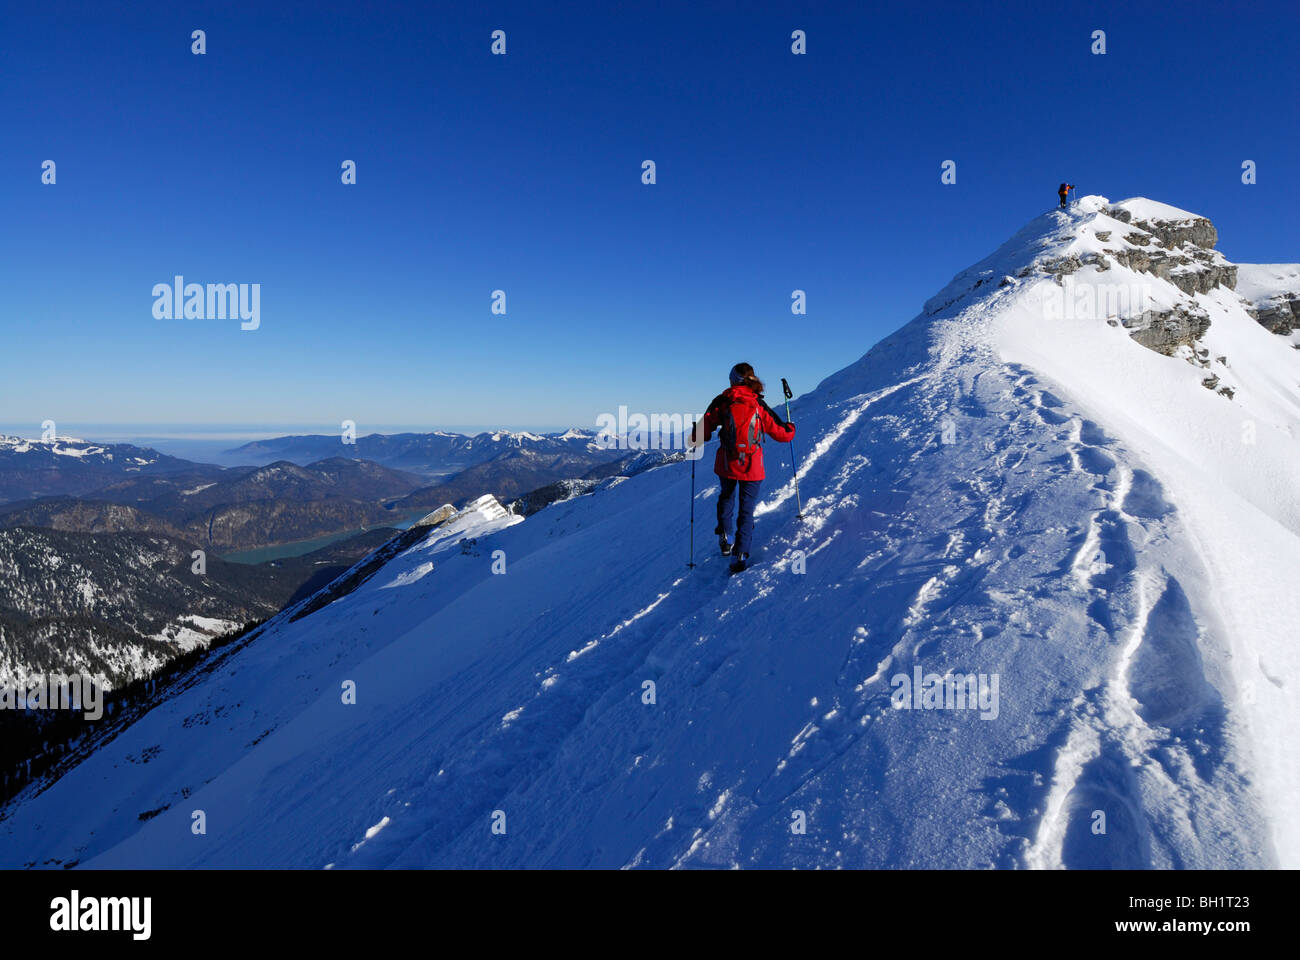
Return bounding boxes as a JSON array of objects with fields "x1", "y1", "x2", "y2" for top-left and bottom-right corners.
[
  {"x1": 780, "y1": 379, "x2": 805, "y2": 519},
  {"x1": 687, "y1": 420, "x2": 697, "y2": 568}
]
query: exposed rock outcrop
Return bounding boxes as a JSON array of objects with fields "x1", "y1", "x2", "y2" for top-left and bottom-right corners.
[
  {"x1": 1123, "y1": 304, "x2": 1212, "y2": 356},
  {"x1": 1244, "y1": 294, "x2": 1300, "y2": 334},
  {"x1": 1041, "y1": 255, "x2": 1082, "y2": 278},
  {"x1": 1106, "y1": 204, "x2": 1219, "y2": 251},
  {"x1": 1086, "y1": 204, "x2": 1241, "y2": 360},
  {"x1": 1107, "y1": 229, "x2": 1236, "y2": 296},
  {"x1": 414, "y1": 503, "x2": 457, "y2": 527}
]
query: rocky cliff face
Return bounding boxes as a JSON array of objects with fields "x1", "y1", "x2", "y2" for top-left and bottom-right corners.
[{"x1": 1102, "y1": 205, "x2": 1237, "y2": 297}]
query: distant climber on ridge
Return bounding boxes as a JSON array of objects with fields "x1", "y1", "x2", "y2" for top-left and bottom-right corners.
[
  {"x1": 696, "y1": 363, "x2": 795, "y2": 573},
  {"x1": 1058, "y1": 183, "x2": 1075, "y2": 208}
]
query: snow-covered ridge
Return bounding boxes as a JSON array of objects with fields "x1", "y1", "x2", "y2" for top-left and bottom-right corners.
[
  {"x1": 474, "y1": 429, "x2": 597, "y2": 444},
  {"x1": 0, "y1": 435, "x2": 115, "y2": 459},
  {"x1": 3, "y1": 197, "x2": 1295, "y2": 870},
  {"x1": 948, "y1": 198, "x2": 1300, "y2": 865},
  {"x1": 0, "y1": 435, "x2": 170, "y2": 471},
  {"x1": 379, "y1": 496, "x2": 519, "y2": 588},
  {"x1": 398, "y1": 494, "x2": 519, "y2": 561},
  {"x1": 488, "y1": 431, "x2": 544, "y2": 442}
]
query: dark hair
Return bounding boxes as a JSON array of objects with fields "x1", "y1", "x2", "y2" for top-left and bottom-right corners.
[{"x1": 731, "y1": 362, "x2": 765, "y2": 395}]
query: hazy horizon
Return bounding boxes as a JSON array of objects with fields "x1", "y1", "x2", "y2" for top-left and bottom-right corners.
[{"x1": 0, "y1": 422, "x2": 601, "y2": 463}]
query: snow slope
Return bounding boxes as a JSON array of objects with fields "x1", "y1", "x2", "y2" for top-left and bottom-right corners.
[
  {"x1": 1234, "y1": 263, "x2": 1300, "y2": 304},
  {"x1": 2, "y1": 198, "x2": 1296, "y2": 870}
]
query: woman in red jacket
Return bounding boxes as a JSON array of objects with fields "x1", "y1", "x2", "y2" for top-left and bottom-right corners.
[{"x1": 699, "y1": 363, "x2": 795, "y2": 572}]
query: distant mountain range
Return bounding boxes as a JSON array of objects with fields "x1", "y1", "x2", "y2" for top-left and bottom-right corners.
[
  {"x1": 225, "y1": 428, "x2": 614, "y2": 478},
  {"x1": 0, "y1": 431, "x2": 635, "y2": 552}
]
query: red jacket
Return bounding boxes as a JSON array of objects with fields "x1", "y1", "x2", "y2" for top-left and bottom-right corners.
[{"x1": 701, "y1": 385, "x2": 796, "y2": 481}]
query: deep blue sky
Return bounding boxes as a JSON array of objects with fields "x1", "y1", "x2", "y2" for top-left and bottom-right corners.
[{"x1": 3, "y1": 0, "x2": 1297, "y2": 436}]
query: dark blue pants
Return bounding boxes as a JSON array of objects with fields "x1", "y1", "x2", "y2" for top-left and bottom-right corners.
[{"x1": 717, "y1": 477, "x2": 761, "y2": 557}]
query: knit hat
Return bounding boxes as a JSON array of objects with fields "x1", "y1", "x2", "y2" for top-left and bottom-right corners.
[{"x1": 728, "y1": 365, "x2": 746, "y2": 386}]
